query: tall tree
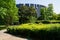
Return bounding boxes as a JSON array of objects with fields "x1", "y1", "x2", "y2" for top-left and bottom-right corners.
[
  {"x1": 18, "y1": 6, "x2": 37, "y2": 24},
  {"x1": 47, "y1": 4, "x2": 53, "y2": 20},
  {"x1": 39, "y1": 7, "x2": 48, "y2": 20},
  {"x1": 40, "y1": 7, "x2": 46, "y2": 20},
  {"x1": 0, "y1": 0, "x2": 18, "y2": 26},
  {"x1": 39, "y1": 4, "x2": 54, "y2": 20}
]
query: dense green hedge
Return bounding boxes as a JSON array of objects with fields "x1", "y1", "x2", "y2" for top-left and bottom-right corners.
[{"x1": 7, "y1": 23, "x2": 60, "y2": 40}]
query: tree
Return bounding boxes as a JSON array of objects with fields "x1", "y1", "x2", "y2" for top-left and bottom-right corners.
[
  {"x1": 0, "y1": 0, "x2": 18, "y2": 26},
  {"x1": 39, "y1": 4, "x2": 54, "y2": 20},
  {"x1": 39, "y1": 7, "x2": 46, "y2": 20},
  {"x1": 38, "y1": 7, "x2": 48, "y2": 20},
  {"x1": 57, "y1": 14, "x2": 60, "y2": 20},
  {"x1": 47, "y1": 4, "x2": 54, "y2": 20},
  {"x1": 28, "y1": 7, "x2": 37, "y2": 23},
  {"x1": 18, "y1": 6, "x2": 37, "y2": 24},
  {"x1": 52, "y1": 12, "x2": 57, "y2": 20}
]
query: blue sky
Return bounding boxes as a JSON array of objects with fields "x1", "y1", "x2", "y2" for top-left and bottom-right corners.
[{"x1": 16, "y1": 0, "x2": 60, "y2": 14}]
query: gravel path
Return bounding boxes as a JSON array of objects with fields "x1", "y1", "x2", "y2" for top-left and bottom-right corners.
[{"x1": 0, "y1": 30, "x2": 27, "y2": 40}]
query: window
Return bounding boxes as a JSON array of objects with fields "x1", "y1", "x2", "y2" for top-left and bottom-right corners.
[
  {"x1": 25, "y1": 4, "x2": 29, "y2": 7},
  {"x1": 20, "y1": 4, "x2": 24, "y2": 7},
  {"x1": 30, "y1": 4, "x2": 34, "y2": 7}
]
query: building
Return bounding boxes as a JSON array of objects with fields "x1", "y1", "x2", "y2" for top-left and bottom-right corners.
[{"x1": 16, "y1": 3, "x2": 45, "y2": 17}]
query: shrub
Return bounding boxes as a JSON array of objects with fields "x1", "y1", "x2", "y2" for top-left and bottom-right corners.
[
  {"x1": 42, "y1": 20, "x2": 50, "y2": 24},
  {"x1": 35, "y1": 21, "x2": 40, "y2": 24},
  {"x1": 7, "y1": 24, "x2": 60, "y2": 40},
  {"x1": 50, "y1": 20, "x2": 60, "y2": 24},
  {"x1": 29, "y1": 16, "x2": 37, "y2": 23}
]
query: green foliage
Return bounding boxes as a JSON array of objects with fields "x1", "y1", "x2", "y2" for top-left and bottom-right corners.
[
  {"x1": 42, "y1": 20, "x2": 50, "y2": 24},
  {"x1": 29, "y1": 16, "x2": 37, "y2": 23},
  {"x1": 0, "y1": 27, "x2": 6, "y2": 30},
  {"x1": 7, "y1": 24, "x2": 60, "y2": 39},
  {"x1": 36, "y1": 20, "x2": 60, "y2": 24},
  {"x1": 0, "y1": 25, "x2": 7, "y2": 30},
  {"x1": 47, "y1": 4, "x2": 53, "y2": 15},
  {"x1": 47, "y1": 4, "x2": 54, "y2": 20},
  {"x1": 0, "y1": 0, "x2": 18, "y2": 25},
  {"x1": 40, "y1": 7, "x2": 48, "y2": 20},
  {"x1": 18, "y1": 6, "x2": 37, "y2": 24},
  {"x1": 39, "y1": 4, "x2": 54, "y2": 20},
  {"x1": 57, "y1": 14, "x2": 60, "y2": 20},
  {"x1": 52, "y1": 13, "x2": 57, "y2": 20},
  {"x1": 40, "y1": 7, "x2": 45, "y2": 20}
]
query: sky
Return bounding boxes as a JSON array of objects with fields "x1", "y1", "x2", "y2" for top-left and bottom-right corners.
[{"x1": 16, "y1": 0, "x2": 60, "y2": 14}]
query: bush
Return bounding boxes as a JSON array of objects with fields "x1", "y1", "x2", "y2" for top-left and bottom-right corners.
[
  {"x1": 19, "y1": 17, "x2": 29, "y2": 24},
  {"x1": 42, "y1": 20, "x2": 50, "y2": 24},
  {"x1": 29, "y1": 16, "x2": 37, "y2": 23},
  {"x1": 7, "y1": 23, "x2": 60, "y2": 40},
  {"x1": 50, "y1": 20, "x2": 60, "y2": 24},
  {"x1": 35, "y1": 21, "x2": 40, "y2": 24},
  {"x1": 35, "y1": 20, "x2": 42, "y2": 24}
]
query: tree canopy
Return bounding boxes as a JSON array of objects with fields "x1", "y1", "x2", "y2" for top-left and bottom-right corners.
[
  {"x1": 0, "y1": 0, "x2": 18, "y2": 25},
  {"x1": 18, "y1": 6, "x2": 37, "y2": 23},
  {"x1": 39, "y1": 4, "x2": 54, "y2": 20}
]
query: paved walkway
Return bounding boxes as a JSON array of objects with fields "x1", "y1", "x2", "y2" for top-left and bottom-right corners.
[{"x1": 0, "y1": 30, "x2": 27, "y2": 40}]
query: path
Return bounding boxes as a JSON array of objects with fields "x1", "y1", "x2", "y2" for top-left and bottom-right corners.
[{"x1": 0, "y1": 29, "x2": 28, "y2": 40}]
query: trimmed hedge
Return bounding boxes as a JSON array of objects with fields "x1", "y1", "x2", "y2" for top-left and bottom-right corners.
[{"x1": 7, "y1": 23, "x2": 60, "y2": 40}]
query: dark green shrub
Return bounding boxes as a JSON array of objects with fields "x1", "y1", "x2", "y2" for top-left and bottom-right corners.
[
  {"x1": 35, "y1": 21, "x2": 40, "y2": 24},
  {"x1": 42, "y1": 20, "x2": 50, "y2": 24},
  {"x1": 35, "y1": 20, "x2": 41, "y2": 24},
  {"x1": 18, "y1": 6, "x2": 37, "y2": 24},
  {"x1": 37, "y1": 16, "x2": 43, "y2": 20},
  {"x1": 51, "y1": 22, "x2": 60, "y2": 24},
  {"x1": 19, "y1": 17, "x2": 29, "y2": 24},
  {"x1": 13, "y1": 21, "x2": 19, "y2": 25}
]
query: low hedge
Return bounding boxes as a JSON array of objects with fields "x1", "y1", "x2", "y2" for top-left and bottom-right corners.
[{"x1": 7, "y1": 23, "x2": 60, "y2": 40}]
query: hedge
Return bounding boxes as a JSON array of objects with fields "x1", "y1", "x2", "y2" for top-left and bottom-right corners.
[{"x1": 7, "y1": 23, "x2": 60, "y2": 40}]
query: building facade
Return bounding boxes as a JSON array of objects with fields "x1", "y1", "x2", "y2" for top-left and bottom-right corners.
[{"x1": 16, "y1": 3, "x2": 45, "y2": 17}]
